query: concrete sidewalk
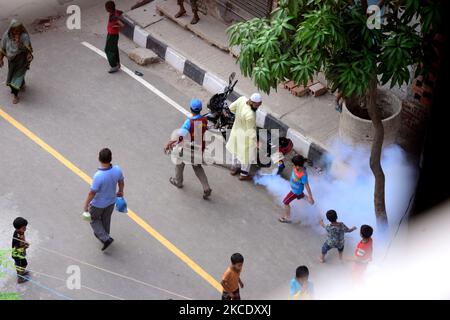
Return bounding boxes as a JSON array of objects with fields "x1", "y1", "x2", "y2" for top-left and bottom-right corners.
[{"x1": 119, "y1": 0, "x2": 340, "y2": 165}]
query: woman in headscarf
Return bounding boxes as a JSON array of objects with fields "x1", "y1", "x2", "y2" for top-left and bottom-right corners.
[{"x1": 0, "y1": 20, "x2": 33, "y2": 104}]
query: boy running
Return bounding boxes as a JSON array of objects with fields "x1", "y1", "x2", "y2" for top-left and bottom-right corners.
[{"x1": 279, "y1": 155, "x2": 314, "y2": 223}]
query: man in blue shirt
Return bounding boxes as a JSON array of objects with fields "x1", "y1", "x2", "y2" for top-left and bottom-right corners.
[
  {"x1": 83, "y1": 148, "x2": 124, "y2": 251},
  {"x1": 164, "y1": 99, "x2": 212, "y2": 199}
]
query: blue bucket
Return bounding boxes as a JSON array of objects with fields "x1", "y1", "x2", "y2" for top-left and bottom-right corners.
[{"x1": 115, "y1": 197, "x2": 128, "y2": 213}]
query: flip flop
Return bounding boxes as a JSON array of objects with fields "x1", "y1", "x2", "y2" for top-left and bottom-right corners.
[
  {"x1": 278, "y1": 217, "x2": 291, "y2": 223},
  {"x1": 169, "y1": 177, "x2": 183, "y2": 188}
]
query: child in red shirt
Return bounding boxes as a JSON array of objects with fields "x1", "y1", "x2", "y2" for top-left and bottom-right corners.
[
  {"x1": 352, "y1": 224, "x2": 373, "y2": 283},
  {"x1": 105, "y1": 1, "x2": 123, "y2": 73}
]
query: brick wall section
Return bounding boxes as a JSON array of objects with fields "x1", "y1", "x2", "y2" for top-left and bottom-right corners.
[
  {"x1": 398, "y1": 100, "x2": 429, "y2": 154},
  {"x1": 411, "y1": 74, "x2": 435, "y2": 108},
  {"x1": 398, "y1": 33, "x2": 446, "y2": 155}
]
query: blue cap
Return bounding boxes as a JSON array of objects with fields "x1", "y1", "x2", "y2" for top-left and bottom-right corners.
[{"x1": 190, "y1": 99, "x2": 202, "y2": 112}]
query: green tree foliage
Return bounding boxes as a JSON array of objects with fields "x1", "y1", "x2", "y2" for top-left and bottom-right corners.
[{"x1": 227, "y1": 0, "x2": 441, "y2": 96}]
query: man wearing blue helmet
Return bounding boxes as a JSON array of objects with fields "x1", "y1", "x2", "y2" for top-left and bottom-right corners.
[{"x1": 164, "y1": 99, "x2": 212, "y2": 199}]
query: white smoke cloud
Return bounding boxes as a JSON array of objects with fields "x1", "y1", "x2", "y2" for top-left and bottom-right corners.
[
  {"x1": 254, "y1": 138, "x2": 418, "y2": 261},
  {"x1": 254, "y1": 139, "x2": 425, "y2": 299},
  {"x1": 317, "y1": 200, "x2": 450, "y2": 299}
]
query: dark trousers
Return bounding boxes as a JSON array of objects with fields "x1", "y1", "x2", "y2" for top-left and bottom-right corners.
[
  {"x1": 10, "y1": 80, "x2": 24, "y2": 97},
  {"x1": 89, "y1": 203, "x2": 115, "y2": 243},
  {"x1": 177, "y1": 0, "x2": 198, "y2": 11},
  {"x1": 105, "y1": 34, "x2": 120, "y2": 68},
  {"x1": 10, "y1": 87, "x2": 19, "y2": 96},
  {"x1": 13, "y1": 257, "x2": 28, "y2": 274}
]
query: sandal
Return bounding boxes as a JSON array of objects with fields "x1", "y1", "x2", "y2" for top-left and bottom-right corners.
[
  {"x1": 230, "y1": 168, "x2": 241, "y2": 176},
  {"x1": 174, "y1": 9, "x2": 186, "y2": 18},
  {"x1": 203, "y1": 188, "x2": 212, "y2": 200},
  {"x1": 169, "y1": 177, "x2": 182, "y2": 188},
  {"x1": 278, "y1": 217, "x2": 291, "y2": 223}
]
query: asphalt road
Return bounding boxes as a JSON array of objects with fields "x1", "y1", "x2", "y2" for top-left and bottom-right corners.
[
  {"x1": 0, "y1": 0, "x2": 100, "y2": 32},
  {"x1": 0, "y1": 0, "x2": 340, "y2": 300}
]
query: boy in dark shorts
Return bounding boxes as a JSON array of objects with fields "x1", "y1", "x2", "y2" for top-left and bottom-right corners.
[
  {"x1": 221, "y1": 253, "x2": 244, "y2": 300},
  {"x1": 319, "y1": 210, "x2": 356, "y2": 263},
  {"x1": 12, "y1": 217, "x2": 30, "y2": 284},
  {"x1": 279, "y1": 155, "x2": 314, "y2": 223}
]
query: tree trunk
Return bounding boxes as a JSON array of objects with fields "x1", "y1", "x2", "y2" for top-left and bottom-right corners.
[{"x1": 366, "y1": 78, "x2": 388, "y2": 227}]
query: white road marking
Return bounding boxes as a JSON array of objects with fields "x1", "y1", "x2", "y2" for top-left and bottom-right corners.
[
  {"x1": 81, "y1": 41, "x2": 191, "y2": 117},
  {"x1": 35, "y1": 242, "x2": 194, "y2": 300},
  {"x1": 25, "y1": 268, "x2": 125, "y2": 300}
]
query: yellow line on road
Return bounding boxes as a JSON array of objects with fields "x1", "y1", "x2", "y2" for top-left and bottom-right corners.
[{"x1": 0, "y1": 107, "x2": 222, "y2": 293}]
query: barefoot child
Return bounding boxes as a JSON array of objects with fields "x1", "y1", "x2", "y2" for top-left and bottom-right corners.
[
  {"x1": 12, "y1": 217, "x2": 30, "y2": 284},
  {"x1": 319, "y1": 210, "x2": 356, "y2": 263},
  {"x1": 279, "y1": 155, "x2": 314, "y2": 223},
  {"x1": 289, "y1": 266, "x2": 314, "y2": 300},
  {"x1": 352, "y1": 224, "x2": 373, "y2": 282},
  {"x1": 221, "y1": 253, "x2": 244, "y2": 300}
]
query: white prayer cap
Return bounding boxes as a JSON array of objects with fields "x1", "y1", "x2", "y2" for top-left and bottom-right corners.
[{"x1": 250, "y1": 93, "x2": 262, "y2": 103}]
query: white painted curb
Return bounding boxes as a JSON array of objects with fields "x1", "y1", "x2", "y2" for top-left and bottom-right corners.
[
  {"x1": 203, "y1": 72, "x2": 227, "y2": 94},
  {"x1": 256, "y1": 109, "x2": 267, "y2": 129},
  {"x1": 165, "y1": 47, "x2": 186, "y2": 73},
  {"x1": 287, "y1": 128, "x2": 311, "y2": 158},
  {"x1": 133, "y1": 26, "x2": 149, "y2": 49}
]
